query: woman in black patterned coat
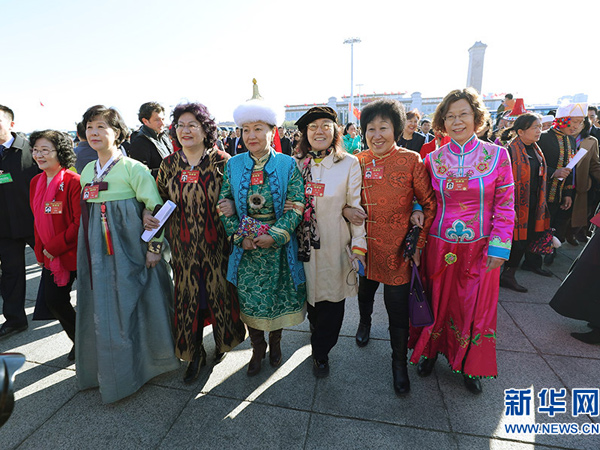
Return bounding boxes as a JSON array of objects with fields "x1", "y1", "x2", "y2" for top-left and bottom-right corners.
[{"x1": 150, "y1": 102, "x2": 246, "y2": 384}]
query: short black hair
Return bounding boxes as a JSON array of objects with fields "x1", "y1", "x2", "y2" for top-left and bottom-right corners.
[
  {"x1": 505, "y1": 93, "x2": 513, "y2": 100},
  {"x1": 29, "y1": 130, "x2": 76, "y2": 169},
  {"x1": 0, "y1": 104, "x2": 14, "y2": 121},
  {"x1": 82, "y1": 105, "x2": 129, "y2": 146},
  {"x1": 360, "y1": 99, "x2": 406, "y2": 141},
  {"x1": 76, "y1": 121, "x2": 86, "y2": 141},
  {"x1": 588, "y1": 105, "x2": 598, "y2": 115},
  {"x1": 138, "y1": 102, "x2": 165, "y2": 123}
]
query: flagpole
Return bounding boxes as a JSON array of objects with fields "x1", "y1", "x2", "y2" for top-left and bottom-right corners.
[{"x1": 357, "y1": 83, "x2": 363, "y2": 113}]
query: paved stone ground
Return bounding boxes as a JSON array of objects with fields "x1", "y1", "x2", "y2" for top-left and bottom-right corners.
[{"x1": 0, "y1": 244, "x2": 598, "y2": 449}]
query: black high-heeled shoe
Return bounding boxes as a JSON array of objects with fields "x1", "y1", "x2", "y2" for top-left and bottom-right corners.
[
  {"x1": 417, "y1": 355, "x2": 437, "y2": 377},
  {"x1": 463, "y1": 375, "x2": 482, "y2": 394},
  {"x1": 183, "y1": 346, "x2": 207, "y2": 384},
  {"x1": 355, "y1": 323, "x2": 371, "y2": 347}
]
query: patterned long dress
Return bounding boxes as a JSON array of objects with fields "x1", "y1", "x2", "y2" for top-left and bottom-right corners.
[
  {"x1": 408, "y1": 135, "x2": 515, "y2": 378},
  {"x1": 157, "y1": 149, "x2": 245, "y2": 361},
  {"x1": 220, "y1": 150, "x2": 306, "y2": 331}
]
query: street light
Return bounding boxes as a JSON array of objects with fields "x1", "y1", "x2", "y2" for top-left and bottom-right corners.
[{"x1": 344, "y1": 37, "x2": 361, "y2": 124}]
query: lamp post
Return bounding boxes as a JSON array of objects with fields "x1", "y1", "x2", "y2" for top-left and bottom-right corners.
[{"x1": 344, "y1": 37, "x2": 361, "y2": 123}]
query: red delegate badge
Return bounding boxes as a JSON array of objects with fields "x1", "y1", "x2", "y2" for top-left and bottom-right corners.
[
  {"x1": 251, "y1": 171, "x2": 264, "y2": 185},
  {"x1": 445, "y1": 176, "x2": 469, "y2": 191},
  {"x1": 181, "y1": 170, "x2": 199, "y2": 183},
  {"x1": 365, "y1": 167, "x2": 384, "y2": 180},
  {"x1": 83, "y1": 185, "x2": 99, "y2": 200},
  {"x1": 44, "y1": 201, "x2": 63, "y2": 214},
  {"x1": 305, "y1": 182, "x2": 325, "y2": 197}
]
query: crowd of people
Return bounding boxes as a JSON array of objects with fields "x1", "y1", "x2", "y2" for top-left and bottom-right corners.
[{"x1": 1, "y1": 81, "x2": 599, "y2": 404}]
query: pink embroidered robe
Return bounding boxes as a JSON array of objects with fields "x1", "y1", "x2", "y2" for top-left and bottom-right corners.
[{"x1": 409, "y1": 135, "x2": 515, "y2": 378}]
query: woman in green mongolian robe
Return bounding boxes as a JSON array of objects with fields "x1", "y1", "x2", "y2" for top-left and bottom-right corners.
[{"x1": 219, "y1": 91, "x2": 306, "y2": 377}]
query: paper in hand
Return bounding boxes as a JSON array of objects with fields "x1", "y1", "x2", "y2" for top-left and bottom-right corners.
[
  {"x1": 557, "y1": 148, "x2": 588, "y2": 180},
  {"x1": 141, "y1": 200, "x2": 176, "y2": 242}
]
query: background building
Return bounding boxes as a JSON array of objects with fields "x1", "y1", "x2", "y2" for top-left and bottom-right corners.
[{"x1": 285, "y1": 92, "x2": 503, "y2": 126}]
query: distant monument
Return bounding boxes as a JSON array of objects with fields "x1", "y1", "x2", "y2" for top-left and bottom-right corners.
[{"x1": 466, "y1": 41, "x2": 487, "y2": 93}]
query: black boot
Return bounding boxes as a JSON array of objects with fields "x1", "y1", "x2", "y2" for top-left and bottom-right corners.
[
  {"x1": 389, "y1": 327, "x2": 410, "y2": 396},
  {"x1": 183, "y1": 346, "x2": 207, "y2": 384},
  {"x1": 500, "y1": 267, "x2": 527, "y2": 292},
  {"x1": 355, "y1": 299, "x2": 373, "y2": 347},
  {"x1": 247, "y1": 327, "x2": 267, "y2": 376},
  {"x1": 417, "y1": 355, "x2": 437, "y2": 377},
  {"x1": 269, "y1": 329, "x2": 283, "y2": 367},
  {"x1": 571, "y1": 327, "x2": 600, "y2": 345}
]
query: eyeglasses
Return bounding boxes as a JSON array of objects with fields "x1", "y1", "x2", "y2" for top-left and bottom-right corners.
[
  {"x1": 31, "y1": 149, "x2": 55, "y2": 156},
  {"x1": 444, "y1": 112, "x2": 473, "y2": 123},
  {"x1": 307, "y1": 122, "x2": 335, "y2": 132},
  {"x1": 175, "y1": 123, "x2": 201, "y2": 131}
]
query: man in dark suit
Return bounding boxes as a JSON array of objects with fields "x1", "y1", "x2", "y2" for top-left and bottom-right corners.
[
  {"x1": 129, "y1": 102, "x2": 173, "y2": 178},
  {"x1": 0, "y1": 105, "x2": 39, "y2": 339},
  {"x1": 228, "y1": 127, "x2": 247, "y2": 154},
  {"x1": 588, "y1": 106, "x2": 600, "y2": 141},
  {"x1": 278, "y1": 127, "x2": 293, "y2": 155}
]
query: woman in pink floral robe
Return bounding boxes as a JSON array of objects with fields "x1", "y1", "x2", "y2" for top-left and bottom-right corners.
[{"x1": 409, "y1": 89, "x2": 515, "y2": 394}]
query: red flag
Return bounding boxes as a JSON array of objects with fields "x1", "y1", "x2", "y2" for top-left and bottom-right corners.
[
  {"x1": 272, "y1": 127, "x2": 282, "y2": 153},
  {"x1": 353, "y1": 107, "x2": 361, "y2": 120},
  {"x1": 40, "y1": 101, "x2": 45, "y2": 107}
]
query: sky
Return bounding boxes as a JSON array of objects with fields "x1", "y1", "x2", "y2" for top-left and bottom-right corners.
[{"x1": 2, "y1": 0, "x2": 599, "y2": 132}]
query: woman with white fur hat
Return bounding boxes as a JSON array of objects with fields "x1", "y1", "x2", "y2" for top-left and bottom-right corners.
[{"x1": 219, "y1": 80, "x2": 307, "y2": 377}]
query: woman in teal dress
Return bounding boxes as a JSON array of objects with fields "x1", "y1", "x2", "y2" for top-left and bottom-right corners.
[
  {"x1": 342, "y1": 122, "x2": 362, "y2": 154},
  {"x1": 219, "y1": 85, "x2": 306, "y2": 376}
]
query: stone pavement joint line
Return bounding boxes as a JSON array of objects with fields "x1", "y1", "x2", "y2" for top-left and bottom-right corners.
[{"x1": 0, "y1": 245, "x2": 598, "y2": 450}]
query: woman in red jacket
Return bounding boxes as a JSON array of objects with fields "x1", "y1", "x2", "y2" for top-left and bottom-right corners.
[{"x1": 29, "y1": 130, "x2": 81, "y2": 360}]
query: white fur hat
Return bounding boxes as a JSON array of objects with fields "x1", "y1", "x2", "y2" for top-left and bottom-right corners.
[
  {"x1": 556, "y1": 103, "x2": 587, "y2": 119},
  {"x1": 233, "y1": 99, "x2": 282, "y2": 127},
  {"x1": 233, "y1": 79, "x2": 283, "y2": 127}
]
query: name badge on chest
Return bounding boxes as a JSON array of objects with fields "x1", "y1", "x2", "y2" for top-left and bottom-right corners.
[
  {"x1": 305, "y1": 182, "x2": 325, "y2": 197},
  {"x1": 0, "y1": 172, "x2": 13, "y2": 184},
  {"x1": 365, "y1": 167, "x2": 384, "y2": 180},
  {"x1": 445, "y1": 176, "x2": 469, "y2": 191},
  {"x1": 44, "y1": 201, "x2": 63, "y2": 214},
  {"x1": 181, "y1": 170, "x2": 199, "y2": 183},
  {"x1": 83, "y1": 185, "x2": 100, "y2": 200},
  {"x1": 251, "y1": 171, "x2": 264, "y2": 185}
]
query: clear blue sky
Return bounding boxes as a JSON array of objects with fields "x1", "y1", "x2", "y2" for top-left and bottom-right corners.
[{"x1": 2, "y1": 0, "x2": 598, "y2": 131}]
